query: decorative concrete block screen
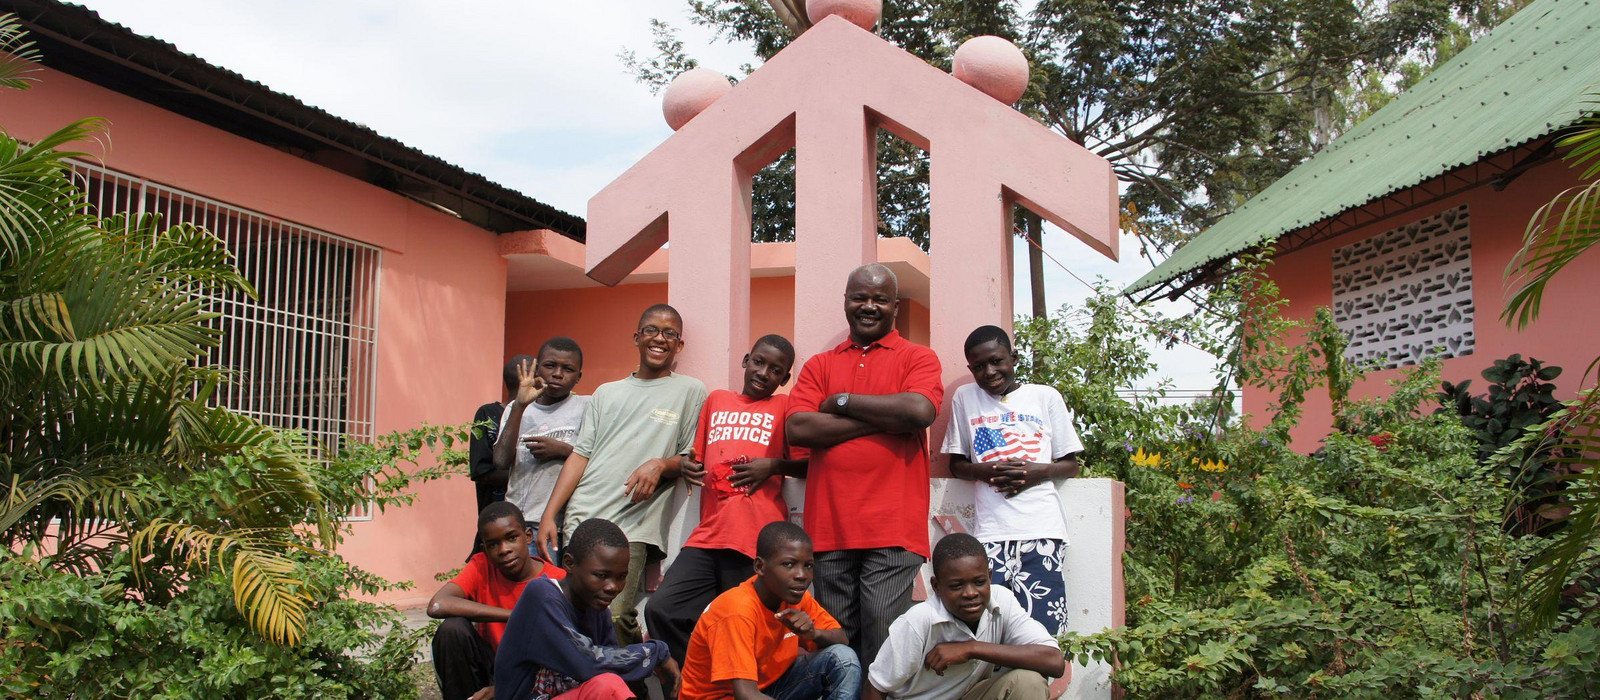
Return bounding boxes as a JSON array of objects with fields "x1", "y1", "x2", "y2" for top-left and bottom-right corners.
[{"x1": 1331, "y1": 204, "x2": 1475, "y2": 370}]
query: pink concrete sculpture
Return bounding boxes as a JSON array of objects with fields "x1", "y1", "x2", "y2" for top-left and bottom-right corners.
[
  {"x1": 952, "y1": 35, "x2": 1030, "y2": 104},
  {"x1": 591, "y1": 16, "x2": 1116, "y2": 391},
  {"x1": 806, "y1": 0, "x2": 881, "y2": 30},
  {"x1": 662, "y1": 67, "x2": 734, "y2": 131},
  {"x1": 589, "y1": 18, "x2": 1124, "y2": 697}
]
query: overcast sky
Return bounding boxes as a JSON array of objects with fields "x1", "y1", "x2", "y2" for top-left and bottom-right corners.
[{"x1": 70, "y1": 0, "x2": 1222, "y2": 393}]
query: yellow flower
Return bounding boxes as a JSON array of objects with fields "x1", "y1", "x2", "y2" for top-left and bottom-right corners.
[
  {"x1": 1199, "y1": 459, "x2": 1229, "y2": 473},
  {"x1": 1131, "y1": 447, "x2": 1162, "y2": 468}
]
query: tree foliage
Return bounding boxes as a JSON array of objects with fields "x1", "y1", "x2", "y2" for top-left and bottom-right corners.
[{"x1": 623, "y1": 0, "x2": 1524, "y2": 259}]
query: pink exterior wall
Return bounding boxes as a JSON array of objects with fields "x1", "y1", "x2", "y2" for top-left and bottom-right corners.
[
  {"x1": 7, "y1": 67, "x2": 511, "y2": 605},
  {"x1": 1251, "y1": 157, "x2": 1597, "y2": 451},
  {"x1": 504, "y1": 278, "x2": 932, "y2": 389}
]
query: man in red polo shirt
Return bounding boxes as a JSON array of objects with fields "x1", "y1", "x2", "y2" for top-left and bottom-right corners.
[{"x1": 786, "y1": 263, "x2": 944, "y2": 668}]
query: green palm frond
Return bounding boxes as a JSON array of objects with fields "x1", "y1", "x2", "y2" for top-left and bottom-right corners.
[
  {"x1": 0, "y1": 13, "x2": 41, "y2": 90},
  {"x1": 0, "y1": 118, "x2": 107, "y2": 256},
  {"x1": 127, "y1": 217, "x2": 257, "y2": 298},
  {"x1": 0, "y1": 461, "x2": 155, "y2": 546},
  {"x1": 1519, "y1": 388, "x2": 1600, "y2": 627},
  {"x1": 133, "y1": 521, "x2": 315, "y2": 645},
  {"x1": 1503, "y1": 110, "x2": 1600, "y2": 330}
]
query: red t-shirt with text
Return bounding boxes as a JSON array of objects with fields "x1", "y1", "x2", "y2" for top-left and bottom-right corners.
[
  {"x1": 448, "y1": 552, "x2": 565, "y2": 649},
  {"x1": 786, "y1": 330, "x2": 943, "y2": 558},
  {"x1": 684, "y1": 390, "x2": 803, "y2": 558}
]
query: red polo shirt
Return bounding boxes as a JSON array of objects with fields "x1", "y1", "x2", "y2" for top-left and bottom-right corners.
[{"x1": 787, "y1": 330, "x2": 943, "y2": 558}]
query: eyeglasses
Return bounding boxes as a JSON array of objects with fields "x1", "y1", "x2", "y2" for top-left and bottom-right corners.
[{"x1": 637, "y1": 326, "x2": 681, "y2": 341}]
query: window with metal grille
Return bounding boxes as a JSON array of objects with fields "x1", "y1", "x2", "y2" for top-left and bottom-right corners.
[{"x1": 70, "y1": 161, "x2": 382, "y2": 519}]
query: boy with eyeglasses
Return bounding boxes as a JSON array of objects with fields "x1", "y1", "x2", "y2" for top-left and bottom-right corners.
[{"x1": 539, "y1": 304, "x2": 708, "y2": 646}]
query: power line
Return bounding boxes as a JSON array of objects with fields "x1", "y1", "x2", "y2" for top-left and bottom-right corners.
[{"x1": 1013, "y1": 225, "x2": 1220, "y2": 358}]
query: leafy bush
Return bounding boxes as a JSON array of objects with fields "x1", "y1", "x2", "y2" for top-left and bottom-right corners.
[
  {"x1": 1437, "y1": 354, "x2": 1575, "y2": 535},
  {"x1": 1019, "y1": 283, "x2": 1600, "y2": 697}
]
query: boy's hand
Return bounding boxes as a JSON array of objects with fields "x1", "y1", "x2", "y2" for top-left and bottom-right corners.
[
  {"x1": 624, "y1": 458, "x2": 669, "y2": 502},
  {"x1": 536, "y1": 518, "x2": 559, "y2": 560},
  {"x1": 971, "y1": 461, "x2": 1011, "y2": 484},
  {"x1": 924, "y1": 641, "x2": 974, "y2": 675},
  {"x1": 775, "y1": 608, "x2": 817, "y2": 642},
  {"x1": 729, "y1": 458, "x2": 781, "y2": 490},
  {"x1": 513, "y1": 359, "x2": 546, "y2": 406},
  {"x1": 656, "y1": 657, "x2": 682, "y2": 700},
  {"x1": 468, "y1": 686, "x2": 495, "y2": 700},
  {"x1": 521, "y1": 436, "x2": 572, "y2": 461},
  {"x1": 995, "y1": 462, "x2": 1051, "y2": 497},
  {"x1": 680, "y1": 455, "x2": 705, "y2": 488}
]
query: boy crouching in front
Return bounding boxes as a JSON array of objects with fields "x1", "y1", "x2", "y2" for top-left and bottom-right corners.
[
  {"x1": 495, "y1": 519, "x2": 679, "y2": 700},
  {"x1": 678, "y1": 521, "x2": 860, "y2": 700}
]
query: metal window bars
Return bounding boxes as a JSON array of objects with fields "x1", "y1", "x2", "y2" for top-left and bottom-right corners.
[{"x1": 69, "y1": 160, "x2": 382, "y2": 520}]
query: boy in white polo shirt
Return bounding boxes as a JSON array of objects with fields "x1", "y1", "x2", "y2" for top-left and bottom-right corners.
[
  {"x1": 865, "y1": 534, "x2": 1064, "y2": 700},
  {"x1": 942, "y1": 325, "x2": 1083, "y2": 635}
]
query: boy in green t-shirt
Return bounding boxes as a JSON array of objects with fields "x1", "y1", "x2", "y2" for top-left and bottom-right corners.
[{"x1": 538, "y1": 303, "x2": 708, "y2": 645}]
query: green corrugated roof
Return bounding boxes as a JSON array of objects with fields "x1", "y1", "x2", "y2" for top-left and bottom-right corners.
[{"x1": 1127, "y1": 0, "x2": 1600, "y2": 296}]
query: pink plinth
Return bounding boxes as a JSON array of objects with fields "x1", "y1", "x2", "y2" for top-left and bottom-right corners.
[
  {"x1": 806, "y1": 0, "x2": 882, "y2": 30},
  {"x1": 952, "y1": 36, "x2": 1030, "y2": 104},
  {"x1": 662, "y1": 68, "x2": 734, "y2": 131}
]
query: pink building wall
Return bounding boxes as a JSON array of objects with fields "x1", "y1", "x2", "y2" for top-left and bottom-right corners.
[
  {"x1": 1250, "y1": 157, "x2": 1597, "y2": 451},
  {"x1": 7, "y1": 66, "x2": 510, "y2": 606}
]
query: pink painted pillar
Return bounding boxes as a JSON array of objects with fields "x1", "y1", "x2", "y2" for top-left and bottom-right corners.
[
  {"x1": 793, "y1": 103, "x2": 878, "y2": 360},
  {"x1": 666, "y1": 159, "x2": 753, "y2": 391}
]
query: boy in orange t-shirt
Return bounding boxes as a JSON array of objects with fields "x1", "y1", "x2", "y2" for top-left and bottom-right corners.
[{"x1": 679, "y1": 522, "x2": 860, "y2": 700}]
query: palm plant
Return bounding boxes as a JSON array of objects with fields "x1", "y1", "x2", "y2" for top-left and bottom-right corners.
[
  {"x1": 1501, "y1": 97, "x2": 1600, "y2": 627},
  {"x1": 0, "y1": 14, "x2": 323, "y2": 644}
]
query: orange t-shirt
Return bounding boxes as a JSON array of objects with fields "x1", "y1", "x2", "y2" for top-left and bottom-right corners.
[{"x1": 679, "y1": 576, "x2": 842, "y2": 700}]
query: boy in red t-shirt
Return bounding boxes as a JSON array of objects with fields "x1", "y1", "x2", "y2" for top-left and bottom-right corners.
[
  {"x1": 430, "y1": 501, "x2": 565, "y2": 700},
  {"x1": 644, "y1": 334, "x2": 808, "y2": 664},
  {"x1": 678, "y1": 521, "x2": 860, "y2": 700}
]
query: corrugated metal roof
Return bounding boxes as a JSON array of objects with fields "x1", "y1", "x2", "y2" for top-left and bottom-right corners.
[{"x1": 1127, "y1": 0, "x2": 1600, "y2": 296}]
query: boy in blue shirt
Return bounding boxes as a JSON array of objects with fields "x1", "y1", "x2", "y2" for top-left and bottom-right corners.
[{"x1": 496, "y1": 519, "x2": 679, "y2": 700}]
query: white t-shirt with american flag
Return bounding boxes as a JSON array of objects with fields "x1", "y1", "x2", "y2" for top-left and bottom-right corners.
[{"x1": 941, "y1": 383, "x2": 1084, "y2": 543}]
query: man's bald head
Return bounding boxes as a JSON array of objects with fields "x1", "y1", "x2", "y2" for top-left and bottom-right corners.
[{"x1": 846, "y1": 263, "x2": 899, "y2": 297}]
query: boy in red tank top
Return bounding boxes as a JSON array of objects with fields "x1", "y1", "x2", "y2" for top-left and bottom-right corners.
[{"x1": 644, "y1": 334, "x2": 809, "y2": 664}]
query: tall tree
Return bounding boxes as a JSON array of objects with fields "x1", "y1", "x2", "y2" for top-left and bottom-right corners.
[{"x1": 623, "y1": 0, "x2": 1520, "y2": 267}]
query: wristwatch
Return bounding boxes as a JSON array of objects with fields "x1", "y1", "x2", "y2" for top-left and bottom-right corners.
[{"x1": 835, "y1": 393, "x2": 850, "y2": 412}]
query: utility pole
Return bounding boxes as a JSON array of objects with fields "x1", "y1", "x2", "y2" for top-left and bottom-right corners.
[{"x1": 1026, "y1": 211, "x2": 1046, "y2": 319}]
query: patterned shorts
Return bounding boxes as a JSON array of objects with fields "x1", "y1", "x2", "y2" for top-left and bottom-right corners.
[{"x1": 985, "y1": 538, "x2": 1068, "y2": 635}]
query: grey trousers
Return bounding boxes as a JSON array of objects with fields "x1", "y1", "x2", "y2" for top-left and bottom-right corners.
[
  {"x1": 813, "y1": 547, "x2": 925, "y2": 669},
  {"x1": 965, "y1": 669, "x2": 1051, "y2": 700}
]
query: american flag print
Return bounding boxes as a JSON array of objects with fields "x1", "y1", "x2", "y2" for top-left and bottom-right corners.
[{"x1": 973, "y1": 423, "x2": 1044, "y2": 462}]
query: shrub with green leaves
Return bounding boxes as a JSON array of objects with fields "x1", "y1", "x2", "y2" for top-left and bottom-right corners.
[{"x1": 1021, "y1": 287, "x2": 1600, "y2": 697}]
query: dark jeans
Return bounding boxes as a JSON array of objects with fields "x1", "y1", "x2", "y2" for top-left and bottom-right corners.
[
  {"x1": 813, "y1": 547, "x2": 924, "y2": 668},
  {"x1": 643, "y1": 546, "x2": 754, "y2": 663},
  {"x1": 764, "y1": 644, "x2": 862, "y2": 700},
  {"x1": 432, "y1": 616, "x2": 494, "y2": 700}
]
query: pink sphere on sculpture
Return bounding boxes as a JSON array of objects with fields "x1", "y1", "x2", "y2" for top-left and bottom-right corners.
[
  {"x1": 662, "y1": 68, "x2": 733, "y2": 131},
  {"x1": 952, "y1": 36, "x2": 1030, "y2": 104},
  {"x1": 806, "y1": 0, "x2": 882, "y2": 30}
]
